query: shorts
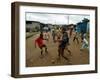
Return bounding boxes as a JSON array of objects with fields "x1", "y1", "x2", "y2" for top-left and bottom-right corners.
[
  {"x1": 59, "y1": 41, "x2": 67, "y2": 49},
  {"x1": 39, "y1": 45, "x2": 46, "y2": 49}
]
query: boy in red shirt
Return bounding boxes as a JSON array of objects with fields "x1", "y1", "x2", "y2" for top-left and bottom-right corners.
[{"x1": 35, "y1": 33, "x2": 48, "y2": 55}]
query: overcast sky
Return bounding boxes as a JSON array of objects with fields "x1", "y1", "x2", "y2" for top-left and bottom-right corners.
[{"x1": 26, "y1": 13, "x2": 90, "y2": 25}]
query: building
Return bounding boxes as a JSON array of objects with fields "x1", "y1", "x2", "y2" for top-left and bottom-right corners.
[{"x1": 76, "y1": 18, "x2": 90, "y2": 33}]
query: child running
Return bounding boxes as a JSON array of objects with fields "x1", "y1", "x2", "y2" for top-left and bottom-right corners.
[
  {"x1": 52, "y1": 29, "x2": 56, "y2": 42},
  {"x1": 57, "y1": 28, "x2": 71, "y2": 62},
  {"x1": 80, "y1": 34, "x2": 89, "y2": 51},
  {"x1": 73, "y1": 31, "x2": 79, "y2": 44},
  {"x1": 35, "y1": 32, "x2": 48, "y2": 56},
  {"x1": 44, "y1": 31, "x2": 50, "y2": 41}
]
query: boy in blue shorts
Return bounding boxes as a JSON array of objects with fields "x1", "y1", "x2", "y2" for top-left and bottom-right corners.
[{"x1": 57, "y1": 28, "x2": 71, "y2": 62}]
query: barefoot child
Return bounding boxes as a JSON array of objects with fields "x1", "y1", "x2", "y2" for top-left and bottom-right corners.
[
  {"x1": 35, "y1": 33, "x2": 48, "y2": 55},
  {"x1": 57, "y1": 28, "x2": 71, "y2": 62},
  {"x1": 44, "y1": 31, "x2": 50, "y2": 41},
  {"x1": 80, "y1": 34, "x2": 89, "y2": 51},
  {"x1": 73, "y1": 31, "x2": 79, "y2": 44}
]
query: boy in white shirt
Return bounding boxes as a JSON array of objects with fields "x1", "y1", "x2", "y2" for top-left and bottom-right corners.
[{"x1": 80, "y1": 34, "x2": 89, "y2": 50}]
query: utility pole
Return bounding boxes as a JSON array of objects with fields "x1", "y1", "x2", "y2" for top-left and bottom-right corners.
[{"x1": 67, "y1": 15, "x2": 69, "y2": 24}]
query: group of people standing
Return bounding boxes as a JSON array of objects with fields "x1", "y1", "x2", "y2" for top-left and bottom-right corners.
[{"x1": 34, "y1": 26, "x2": 89, "y2": 64}]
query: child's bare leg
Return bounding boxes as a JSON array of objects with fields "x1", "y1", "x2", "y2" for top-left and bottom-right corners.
[
  {"x1": 76, "y1": 38, "x2": 79, "y2": 44},
  {"x1": 61, "y1": 48, "x2": 69, "y2": 61},
  {"x1": 58, "y1": 48, "x2": 61, "y2": 57},
  {"x1": 62, "y1": 48, "x2": 72, "y2": 64},
  {"x1": 68, "y1": 50, "x2": 71, "y2": 55},
  {"x1": 65, "y1": 47, "x2": 71, "y2": 55},
  {"x1": 44, "y1": 45, "x2": 48, "y2": 53},
  {"x1": 57, "y1": 47, "x2": 61, "y2": 60},
  {"x1": 41, "y1": 48, "x2": 43, "y2": 55},
  {"x1": 73, "y1": 37, "x2": 76, "y2": 42}
]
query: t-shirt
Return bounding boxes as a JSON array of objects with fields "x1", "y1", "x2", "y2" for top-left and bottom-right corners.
[
  {"x1": 35, "y1": 37, "x2": 44, "y2": 47},
  {"x1": 83, "y1": 38, "x2": 88, "y2": 45},
  {"x1": 62, "y1": 32, "x2": 69, "y2": 43}
]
